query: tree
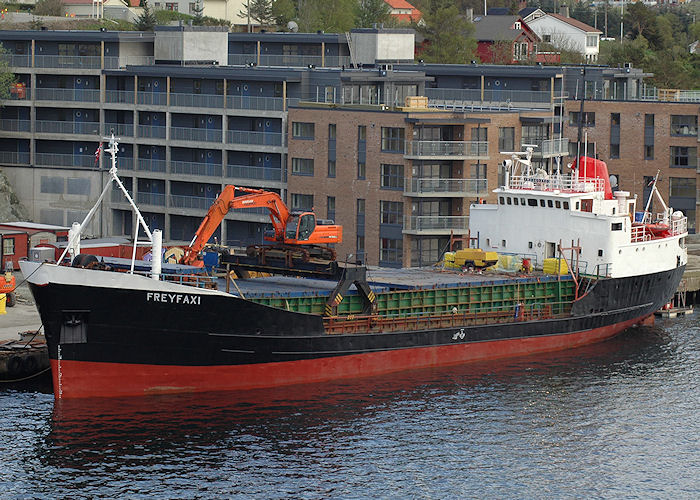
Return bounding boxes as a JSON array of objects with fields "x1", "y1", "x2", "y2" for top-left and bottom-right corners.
[
  {"x1": 0, "y1": 45, "x2": 17, "y2": 101},
  {"x1": 271, "y1": 0, "x2": 296, "y2": 28},
  {"x1": 297, "y1": 0, "x2": 357, "y2": 33},
  {"x1": 418, "y1": 4, "x2": 476, "y2": 64},
  {"x1": 239, "y1": 0, "x2": 275, "y2": 28},
  {"x1": 33, "y1": 0, "x2": 64, "y2": 16},
  {"x1": 191, "y1": 0, "x2": 204, "y2": 25},
  {"x1": 356, "y1": 0, "x2": 391, "y2": 29},
  {"x1": 135, "y1": 0, "x2": 157, "y2": 31}
]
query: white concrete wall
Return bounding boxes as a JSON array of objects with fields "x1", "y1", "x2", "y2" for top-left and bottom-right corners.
[
  {"x1": 351, "y1": 31, "x2": 414, "y2": 65},
  {"x1": 154, "y1": 28, "x2": 228, "y2": 65}
]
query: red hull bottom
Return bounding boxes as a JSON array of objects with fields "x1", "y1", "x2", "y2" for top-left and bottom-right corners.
[{"x1": 51, "y1": 315, "x2": 652, "y2": 399}]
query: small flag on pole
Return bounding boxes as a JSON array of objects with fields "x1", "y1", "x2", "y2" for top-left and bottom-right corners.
[{"x1": 94, "y1": 143, "x2": 102, "y2": 166}]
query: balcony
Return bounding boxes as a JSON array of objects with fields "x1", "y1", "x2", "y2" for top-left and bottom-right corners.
[
  {"x1": 226, "y1": 164, "x2": 283, "y2": 182},
  {"x1": 0, "y1": 119, "x2": 31, "y2": 133},
  {"x1": 170, "y1": 93, "x2": 224, "y2": 109},
  {"x1": 113, "y1": 156, "x2": 134, "y2": 170},
  {"x1": 136, "y1": 192, "x2": 166, "y2": 206},
  {"x1": 403, "y1": 216, "x2": 469, "y2": 235},
  {"x1": 226, "y1": 95, "x2": 286, "y2": 112},
  {"x1": 136, "y1": 158, "x2": 166, "y2": 172},
  {"x1": 34, "y1": 55, "x2": 101, "y2": 69},
  {"x1": 35, "y1": 120, "x2": 100, "y2": 135},
  {"x1": 137, "y1": 125, "x2": 166, "y2": 139},
  {"x1": 34, "y1": 88, "x2": 100, "y2": 102},
  {"x1": 170, "y1": 194, "x2": 214, "y2": 210},
  {"x1": 405, "y1": 141, "x2": 488, "y2": 160},
  {"x1": 425, "y1": 88, "x2": 558, "y2": 111},
  {"x1": 171, "y1": 160, "x2": 223, "y2": 177},
  {"x1": 104, "y1": 56, "x2": 155, "y2": 69},
  {"x1": 171, "y1": 126, "x2": 222, "y2": 143},
  {"x1": 35, "y1": 152, "x2": 96, "y2": 168},
  {"x1": 404, "y1": 178, "x2": 487, "y2": 197},
  {"x1": 105, "y1": 90, "x2": 135, "y2": 104},
  {"x1": 137, "y1": 92, "x2": 167, "y2": 106},
  {"x1": 1, "y1": 54, "x2": 31, "y2": 67},
  {"x1": 110, "y1": 189, "x2": 133, "y2": 203},
  {"x1": 0, "y1": 151, "x2": 30, "y2": 164},
  {"x1": 104, "y1": 123, "x2": 134, "y2": 137},
  {"x1": 226, "y1": 130, "x2": 283, "y2": 147},
  {"x1": 534, "y1": 138, "x2": 569, "y2": 158}
]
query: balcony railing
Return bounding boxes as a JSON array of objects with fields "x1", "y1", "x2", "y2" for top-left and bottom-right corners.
[
  {"x1": 34, "y1": 88, "x2": 100, "y2": 102},
  {"x1": 105, "y1": 90, "x2": 135, "y2": 104},
  {"x1": 171, "y1": 126, "x2": 222, "y2": 143},
  {"x1": 35, "y1": 152, "x2": 96, "y2": 168},
  {"x1": 226, "y1": 164, "x2": 283, "y2": 181},
  {"x1": 170, "y1": 93, "x2": 224, "y2": 109},
  {"x1": 111, "y1": 189, "x2": 133, "y2": 203},
  {"x1": 137, "y1": 124, "x2": 166, "y2": 139},
  {"x1": 1, "y1": 54, "x2": 31, "y2": 67},
  {"x1": 104, "y1": 56, "x2": 155, "y2": 69},
  {"x1": 404, "y1": 216, "x2": 469, "y2": 233},
  {"x1": 404, "y1": 178, "x2": 488, "y2": 196},
  {"x1": 104, "y1": 123, "x2": 134, "y2": 137},
  {"x1": 34, "y1": 55, "x2": 102, "y2": 69},
  {"x1": 226, "y1": 130, "x2": 283, "y2": 146},
  {"x1": 0, "y1": 151, "x2": 30, "y2": 164},
  {"x1": 0, "y1": 119, "x2": 31, "y2": 132},
  {"x1": 136, "y1": 158, "x2": 167, "y2": 172},
  {"x1": 170, "y1": 194, "x2": 215, "y2": 210},
  {"x1": 406, "y1": 140, "x2": 488, "y2": 158},
  {"x1": 136, "y1": 192, "x2": 166, "y2": 206},
  {"x1": 539, "y1": 138, "x2": 570, "y2": 157},
  {"x1": 171, "y1": 160, "x2": 223, "y2": 177},
  {"x1": 137, "y1": 92, "x2": 167, "y2": 106},
  {"x1": 226, "y1": 95, "x2": 286, "y2": 111},
  {"x1": 114, "y1": 156, "x2": 134, "y2": 170},
  {"x1": 425, "y1": 88, "x2": 559, "y2": 110},
  {"x1": 35, "y1": 120, "x2": 100, "y2": 135}
]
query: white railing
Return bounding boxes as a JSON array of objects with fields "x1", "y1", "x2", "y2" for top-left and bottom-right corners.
[
  {"x1": 508, "y1": 174, "x2": 605, "y2": 193},
  {"x1": 540, "y1": 138, "x2": 569, "y2": 157},
  {"x1": 405, "y1": 216, "x2": 469, "y2": 232},
  {"x1": 407, "y1": 141, "x2": 488, "y2": 157}
]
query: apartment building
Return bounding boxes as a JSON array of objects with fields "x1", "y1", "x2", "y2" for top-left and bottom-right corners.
[{"x1": 0, "y1": 26, "x2": 697, "y2": 269}]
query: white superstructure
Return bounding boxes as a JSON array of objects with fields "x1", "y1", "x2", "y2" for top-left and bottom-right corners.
[{"x1": 469, "y1": 149, "x2": 688, "y2": 278}]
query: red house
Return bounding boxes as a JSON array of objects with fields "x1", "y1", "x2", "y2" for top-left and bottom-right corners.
[
  {"x1": 0, "y1": 222, "x2": 68, "y2": 269},
  {"x1": 472, "y1": 15, "x2": 540, "y2": 64},
  {"x1": 384, "y1": 0, "x2": 422, "y2": 24}
]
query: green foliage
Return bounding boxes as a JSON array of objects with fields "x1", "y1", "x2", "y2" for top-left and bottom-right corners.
[
  {"x1": 418, "y1": 4, "x2": 476, "y2": 64},
  {"x1": 135, "y1": 0, "x2": 156, "y2": 31},
  {"x1": 191, "y1": 0, "x2": 204, "y2": 25},
  {"x1": 271, "y1": 0, "x2": 295, "y2": 28},
  {"x1": 356, "y1": 0, "x2": 391, "y2": 28},
  {"x1": 297, "y1": 0, "x2": 357, "y2": 33},
  {"x1": 0, "y1": 45, "x2": 17, "y2": 101},
  {"x1": 33, "y1": 0, "x2": 64, "y2": 16},
  {"x1": 240, "y1": 0, "x2": 274, "y2": 27}
]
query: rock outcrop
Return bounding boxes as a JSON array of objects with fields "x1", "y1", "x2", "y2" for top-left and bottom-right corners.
[{"x1": 0, "y1": 168, "x2": 29, "y2": 222}]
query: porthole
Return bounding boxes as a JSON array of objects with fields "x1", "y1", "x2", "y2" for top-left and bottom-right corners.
[
  {"x1": 154, "y1": 81, "x2": 159, "y2": 87},
  {"x1": 619, "y1": 250, "x2": 622, "y2": 254}
]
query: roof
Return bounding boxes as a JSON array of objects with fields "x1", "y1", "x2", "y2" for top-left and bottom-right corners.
[
  {"x1": 473, "y1": 15, "x2": 527, "y2": 42},
  {"x1": 547, "y1": 13, "x2": 602, "y2": 34},
  {"x1": 519, "y1": 7, "x2": 538, "y2": 17},
  {"x1": 385, "y1": 0, "x2": 417, "y2": 9},
  {"x1": 384, "y1": 0, "x2": 422, "y2": 23},
  {"x1": 0, "y1": 222, "x2": 69, "y2": 231}
]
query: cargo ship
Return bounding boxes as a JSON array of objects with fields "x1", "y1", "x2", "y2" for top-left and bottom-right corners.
[{"x1": 19, "y1": 141, "x2": 687, "y2": 399}]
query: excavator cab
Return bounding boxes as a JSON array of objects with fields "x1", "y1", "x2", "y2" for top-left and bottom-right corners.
[{"x1": 285, "y1": 212, "x2": 316, "y2": 242}]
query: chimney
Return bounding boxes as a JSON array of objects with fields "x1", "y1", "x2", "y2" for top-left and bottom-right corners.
[
  {"x1": 559, "y1": 5, "x2": 569, "y2": 17},
  {"x1": 466, "y1": 8, "x2": 473, "y2": 22}
]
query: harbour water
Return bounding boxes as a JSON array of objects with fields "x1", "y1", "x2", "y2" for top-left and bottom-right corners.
[{"x1": 1, "y1": 316, "x2": 698, "y2": 498}]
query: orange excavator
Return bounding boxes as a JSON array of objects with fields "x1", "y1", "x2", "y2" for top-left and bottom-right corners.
[{"x1": 181, "y1": 185, "x2": 342, "y2": 267}]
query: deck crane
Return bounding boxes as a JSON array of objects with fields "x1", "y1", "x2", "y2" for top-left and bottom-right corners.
[{"x1": 181, "y1": 185, "x2": 342, "y2": 267}]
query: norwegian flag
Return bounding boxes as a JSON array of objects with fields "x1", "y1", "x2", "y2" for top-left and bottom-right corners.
[{"x1": 94, "y1": 143, "x2": 102, "y2": 166}]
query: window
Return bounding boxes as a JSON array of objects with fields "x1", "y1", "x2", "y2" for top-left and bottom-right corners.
[
  {"x1": 586, "y1": 35, "x2": 598, "y2": 47},
  {"x1": 292, "y1": 122, "x2": 314, "y2": 139},
  {"x1": 291, "y1": 193, "x2": 313, "y2": 211},
  {"x1": 380, "y1": 201, "x2": 403, "y2": 225},
  {"x1": 669, "y1": 177, "x2": 696, "y2": 198},
  {"x1": 380, "y1": 238, "x2": 403, "y2": 265},
  {"x1": 327, "y1": 196, "x2": 335, "y2": 221},
  {"x1": 498, "y1": 127, "x2": 514, "y2": 152},
  {"x1": 381, "y1": 127, "x2": 405, "y2": 153},
  {"x1": 3, "y1": 237, "x2": 15, "y2": 256},
  {"x1": 611, "y1": 113, "x2": 620, "y2": 126},
  {"x1": 563, "y1": 202, "x2": 569, "y2": 210},
  {"x1": 645, "y1": 145, "x2": 654, "y2": 160},
  {"x1": 357, "y1": 235, "x2": 365, "y2": 261},
  {"x1": 506, "y1": 197, "x2": 512, "y2": 205},
  {"x1": 527, "y1": 198, "x2": 537, "y2": 207},
  {"x1": 543, "y1": 34, "x2": 551, "y2": 42},
  {"x1": 67, "y1": 178, "x2": 90, "y2": 195},
  {"x1": 568, "y1": 111, "x2": 595, "y2": 127},
  {"x1": 612, "y1": 223, "x2": 622, "y2": 231},
  {"x1": 644, "y1": 114, "x2": 654, "y2": 160},
  {"x1": 291, "y1": 158, "x2": 314, "y2": 176},
  {"x1": 358, "y1": 125, "x2": 366, "y2": 141},
  {"x1": 670, "y1": 147, "x2": 697, "y2": 168},
  {"x1": 41, "y1": 176, "x2": 64, "y2": 194},
  {"x1": 555, "y1": 201, "x2": 561, "y2": 208},
  {"x1": 610, "y1": 113, "x2": 620, "y2": 159},
  {"x1": 547, "y1": 200, "x2": 553, "y2": 208},
  {"x1": 671, "y1": 115, "x2": 698, "y2": 136},
  {"x1": 328, "y1": 160, "x2": 336, "y2": 178},
  {"x1": 499, "y1": 196, "x2": 505, "y2": 205},
  {"x1": 380, "y1": 164, "x2": 404, "y2": 189},
  {"x1": 328, "y1": 124, "x2": 337, "y2": 139},
  {"x1": 357, "y1": 162, "x2": 366, "y2": 179},
  {"x1": 165, "y1": 2, "x2": 178, "y2": 10},
  {"x1": 610, "y1": 144, "x2": 620, "y2": 158}
]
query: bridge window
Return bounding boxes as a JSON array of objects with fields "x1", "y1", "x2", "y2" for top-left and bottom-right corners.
[
  {"x1": 611, "y1": 222, "x2": 622, "y2": 231},
  {"x1": 547, "y1": 200, "x2": 553, "y2": 208},
  {"x1": 513, "y1": 198, "x2": 519, "y2": 206},
  {"x1": 564, "y1": 201, "x2": 570, "y2": 209},
  {"x1": 539, "y1": 199, "x2": 545, "y2": 207},
  {"x1": 555, "y1": 200, "x2": 561, "y2": 208},
  {"x1": 499, "y1": 196, "x2": 505, "y2": 205},
  {"x1": 527, "y1": 198, "x2": 538, "y2": 207},
  {"x1": 506, "y1": 197, "x2": 512, "y2": 205}
]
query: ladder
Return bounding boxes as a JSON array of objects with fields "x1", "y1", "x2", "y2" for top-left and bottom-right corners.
[{"x1": 345, "y1": 32, "x2": 357, "y2": 69}]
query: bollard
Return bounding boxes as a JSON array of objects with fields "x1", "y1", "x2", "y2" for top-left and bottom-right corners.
[{"x1": 0, "y1": 293, "x2": 6, "y2": 315}]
